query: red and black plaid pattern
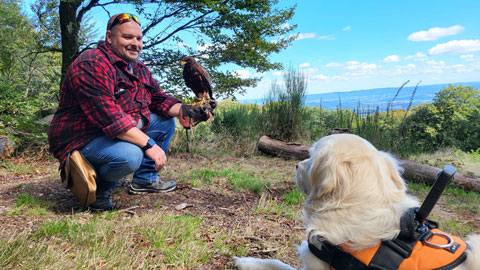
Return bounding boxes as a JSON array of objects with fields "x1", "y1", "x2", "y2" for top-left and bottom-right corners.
[{"x1": 48, "y1": 41, "x2": 181, "y2": 168}]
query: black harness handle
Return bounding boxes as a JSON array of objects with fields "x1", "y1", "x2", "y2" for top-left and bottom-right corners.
[{"x1": 415, "y1": 165, "x2": 456, "y2": 223}]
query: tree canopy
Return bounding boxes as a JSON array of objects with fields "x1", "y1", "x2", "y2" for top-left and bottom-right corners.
[{"x1": 53, "y1": 0, "x2": 297, "y2": 99}]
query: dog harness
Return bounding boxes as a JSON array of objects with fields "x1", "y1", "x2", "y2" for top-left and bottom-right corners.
[{"x1": 308, "y1": 208, "x2": 468, "y2": 270}]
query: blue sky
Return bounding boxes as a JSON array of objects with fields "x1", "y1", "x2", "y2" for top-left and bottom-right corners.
[
  {"x1": 235, "y1": 0, "x2": 480, "y2": 99},
  {"x1": 22, "y1": 0, "x2": 480, "y2": 100}
]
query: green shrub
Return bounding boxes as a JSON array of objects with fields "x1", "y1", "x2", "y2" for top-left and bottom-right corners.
[{"x1": 261, "y1": 67, "x2": 309, "y2": 142}]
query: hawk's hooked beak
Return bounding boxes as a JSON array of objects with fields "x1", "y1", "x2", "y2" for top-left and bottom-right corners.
[{"x1": 181, "y1": 60, "x2": 187, "y2": 65}]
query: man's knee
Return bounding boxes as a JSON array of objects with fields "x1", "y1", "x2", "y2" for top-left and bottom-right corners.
[{"x1": 115, "y1": 144, "x2": 143, "y2": 172}]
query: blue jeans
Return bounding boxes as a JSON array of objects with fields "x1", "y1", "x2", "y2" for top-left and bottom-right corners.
[{"x1": 80, "y1": 113, "x2": 176, "y2": 192}]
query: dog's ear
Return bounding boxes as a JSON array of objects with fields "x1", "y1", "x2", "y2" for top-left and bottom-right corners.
[{"x1": 309, "y1": 151, "x2": 354, "y2": 201}]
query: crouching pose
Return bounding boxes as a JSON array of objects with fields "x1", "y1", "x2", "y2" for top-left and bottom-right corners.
[{"x1": 48, "y1": 13, "x2": 214, "y2": 211}]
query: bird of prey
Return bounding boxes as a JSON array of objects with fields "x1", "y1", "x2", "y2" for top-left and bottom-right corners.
[
  {"x1": 180, "y1": 56, "x2": 216, "y2": 152},
  {"x1": 181, "y1": 56, "x2": 214, "y2": 106}
]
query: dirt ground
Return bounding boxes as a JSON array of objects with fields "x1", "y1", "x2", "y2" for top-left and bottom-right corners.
[
  {"x1": 0, "y1": 154, "x2": 304, "y2": 269},
  {"x1": 1, "y1": 153, "x2": 479, "y2": 269}
]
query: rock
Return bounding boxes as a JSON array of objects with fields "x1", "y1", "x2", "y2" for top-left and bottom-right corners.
[
  {"x1": 0, "y1": 136, "x2": 15, "y2": 158},
  {"x1": 175, "y1": 203, "x2": 189, "y2": 210},
  {"x1": 37, "y1": 114, "x2": 54, "y2": 126}
]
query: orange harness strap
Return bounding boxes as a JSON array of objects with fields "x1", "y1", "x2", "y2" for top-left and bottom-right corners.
[{"x1": 343, "y1": 229, "x2": 467, "y2": 270}]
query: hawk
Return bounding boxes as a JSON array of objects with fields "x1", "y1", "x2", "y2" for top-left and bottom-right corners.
[
  {"x1": 180, "y1": 56, "x2": 216, "y2": 152},
  {"x1": 181, "y1": 56, "x2": 214, "y2": 106}
]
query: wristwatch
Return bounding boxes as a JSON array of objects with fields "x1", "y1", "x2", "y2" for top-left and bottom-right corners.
[{"x1": 141, "y1": 138, "x2": 156, "y2": 152}]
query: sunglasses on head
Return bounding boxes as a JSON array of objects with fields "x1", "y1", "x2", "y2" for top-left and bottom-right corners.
[{"x1": 108, "y1": 13, "x2": 141, "y2": 30}]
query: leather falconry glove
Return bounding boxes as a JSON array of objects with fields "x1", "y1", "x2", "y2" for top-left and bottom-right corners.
[{"x1": 178, "y1": 103, "x2": 215, "y2": 129}]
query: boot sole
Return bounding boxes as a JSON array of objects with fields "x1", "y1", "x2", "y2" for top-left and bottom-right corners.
[
  {"x1": 89, "y1": 205, "x2": 114, "y2": 211},
  {"x1": 128, "y1": 185, "x2": 176, "y2": 195}
]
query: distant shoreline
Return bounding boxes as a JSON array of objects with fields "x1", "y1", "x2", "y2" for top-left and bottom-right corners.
[{"x1": 239, "y1": 81, "x2": 480, "y2": 111}]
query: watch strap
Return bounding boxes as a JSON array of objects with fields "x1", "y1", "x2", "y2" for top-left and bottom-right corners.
[{"x1": 141, "y1": 138, "x2": 156, "y2": 152}]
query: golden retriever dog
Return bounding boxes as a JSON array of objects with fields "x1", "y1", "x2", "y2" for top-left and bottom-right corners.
[{"x1": 235, "y1": 134, "x2": 480, "y2": 270}]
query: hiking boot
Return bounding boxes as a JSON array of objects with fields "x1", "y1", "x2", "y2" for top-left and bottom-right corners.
[
  {"x1": 89, "y1": 190, "x2": 114, "y2": 211},
  {"x1": 129, "y1": 179, "x2": 176, "y2": 194}
]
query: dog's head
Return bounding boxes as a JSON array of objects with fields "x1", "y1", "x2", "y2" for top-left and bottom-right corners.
[
  {"x1": 297, "y1": 134, "x2": 406, "y2": 201},
  {"x1": 296, "y1": 134, "x2": 418, "y2": 248}
]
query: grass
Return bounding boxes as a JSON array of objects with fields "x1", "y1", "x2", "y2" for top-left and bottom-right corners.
[
  {"x1": 407, "y1": 181, "x2": 480, "y2": 237},
  {"x1": 432, "y1": 218, "x2": 477, "y2": 236},
  {"x1": 0, "y1": 145, "x2": 478, "y2": 269},
  {"x1": 408, "y1": 181, "x2": 480, "y2": 205},
  {"x1": 0, "y1": 213, "x2": 240, "y2": 269},
  {"x1": 8, "y1": 193, "x2": 53, "y2": 216},
  {"x1": 283, "y1": 188, "x2": 304, "y2": 205},
  {"x1": 188, "y1": 168, "x2": 267, "y2": 194},
  {"x1": 409, "y1": 147, "x2": 480, "y2": 177},
  {"x1": 255, "y1": 192, "x2": 303, "y2": 220},
  {"x1": 1, "y1": 159, "x2": 57, "y2": 177}
]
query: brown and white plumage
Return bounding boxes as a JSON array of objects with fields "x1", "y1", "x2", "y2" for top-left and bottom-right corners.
[{"x1": 181, "y1": 56, "x2": 213, "y2": 105}]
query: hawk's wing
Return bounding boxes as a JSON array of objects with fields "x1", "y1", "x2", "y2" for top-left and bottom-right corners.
[{"x1": 183, "y1": 62, "x2": 213, "y2": 100}]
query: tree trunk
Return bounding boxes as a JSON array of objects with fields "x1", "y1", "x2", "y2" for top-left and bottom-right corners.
[
  {"x1": 398, "y1": 158, "x2": 480, "y2": 192},
  {"x1": 257, "y1": 135, "x2": 480, "y2": 192},
  {"x1": 59, "y1": 0, "x2": 82, "y2": 83},
  {"x1": 258, "y1": 135, "x2": 309, "y2": 160}
]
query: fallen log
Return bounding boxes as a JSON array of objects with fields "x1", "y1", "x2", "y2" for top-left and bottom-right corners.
[
  {"x1": 257, "y1": 135, "x2": 480, "y2": 192},
  {"x1": 398, "y1": 158, "x2": 480, "y2": 192},
  {"x1": 258, "y1": 135, "x2": 309, "y2": 160}
]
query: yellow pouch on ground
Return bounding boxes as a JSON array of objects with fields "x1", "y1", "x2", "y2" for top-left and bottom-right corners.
[{"x1": 63, "y1": 150, "x2": 97, "y2": 207}]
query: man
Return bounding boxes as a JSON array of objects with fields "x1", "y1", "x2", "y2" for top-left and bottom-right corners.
[{"x1": 48, "y1": 13, "x2": 213, "y2": 211}]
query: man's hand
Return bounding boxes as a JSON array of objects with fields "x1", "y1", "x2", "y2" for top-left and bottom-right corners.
[
  {"x1": 144, "y1": 144, "x2": 166, "y2": 171},
  {"x1": 178, "y1": 102, "x2": 215, "y2": 129}
]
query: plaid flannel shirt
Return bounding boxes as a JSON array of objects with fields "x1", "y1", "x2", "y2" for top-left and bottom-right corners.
[{"x1": 48, "y1": 41, "x2": 181, "y2": 168}]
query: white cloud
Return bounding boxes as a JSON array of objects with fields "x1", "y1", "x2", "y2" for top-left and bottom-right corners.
[
  {"x1": 425, "y1": 64, "x2": 470, "y2": 74},
  {"x1": 424, "y1": 59, "x2": 471, "y2": 74},
  {"x1": 407, "y1": 25, "x2": 464, "y2": 41},
  {"x1": 313, "y1": 74, "x2": 328, "y2": 80},
  {"x1": 404, "y1": 52, "x2": 428, "y2": 61},
  {"x1": 460, "y1": 54, "x2": 474, "y2": 61},
  {"x1": 305, "y1": 68, "x2": 319, "y2": 75},
  {"x1": 325, "y1": 62, "x2": 342, "y2": 67},
  {"x1": 342, "y1": 26, "x2": 351, "y2": 31},
  {"x1": 345, "y1": 61, "x2": 379, "y2": 71},
  {"x1": 272, "y1": 71, "x2": 285, "y2": 76},
  {"x1": 427, "y1": 60, "x2": 446, "y2": 66},
  {"x1": 385, "y1": 64, "x2": 418, "y2": 77},
  {"x1": 234, "y1": 69, "x2": 251, "y2": 79},
  {"x1": 428, "y1": 40, "x2": 480, "y2": 55},
  {"x1": 299, "y1": 62, "x2": 311, "y2": 68},
  {"x1": 317, "y1": 35, "x2": 335, "y2": 40},
  {"x1": 295, "y1": 32, "x2": 316, "y2": 40},
  {"x1": 383, "y1": 55, "x2": 400, "y2": 63},
  {"x1": 394, "y1": 64, "x2": 416, "y2": 70}
]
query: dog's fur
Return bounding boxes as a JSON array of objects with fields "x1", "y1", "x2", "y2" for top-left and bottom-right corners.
[{"x1": 235, "y1": 134, "x2": 480, "y2": 270}]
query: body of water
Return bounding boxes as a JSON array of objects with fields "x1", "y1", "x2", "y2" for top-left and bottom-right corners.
[{"x1": 240, "y1": 81, "x2": 480, "y2": 111}]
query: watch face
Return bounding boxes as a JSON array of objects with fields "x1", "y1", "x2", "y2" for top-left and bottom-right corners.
[
  {"x1": 147, "y1": 138, "x2": 155, "y2": 147},
  {"x1": 143, "y1": 138, "x2": 155, "y2": 151}
]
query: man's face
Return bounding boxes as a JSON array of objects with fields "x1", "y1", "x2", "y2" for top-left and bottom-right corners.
[{"x1": 106, "y1": 20, "x2": 143, "y2": 63}]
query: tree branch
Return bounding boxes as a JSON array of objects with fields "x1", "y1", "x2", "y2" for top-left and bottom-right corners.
[
  {"x1": 144, "y1": 10, "x2": 215, "y2": 49},
  {"x1": 77, "y1": 0, "x2": 100, "y2": 22},
  {"x1": 142, "y1": 6, "x2": 186, "y2": 35}
]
